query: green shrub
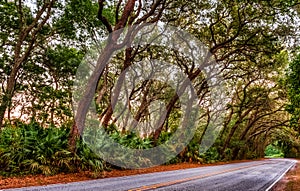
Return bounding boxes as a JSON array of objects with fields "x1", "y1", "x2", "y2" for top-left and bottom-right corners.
[
  {"x1": 265, "y1": 144, "x2": 284, "y2": 158},
  {"x1": 0, "y1": 122, "x2": 106, "y2": 177}
]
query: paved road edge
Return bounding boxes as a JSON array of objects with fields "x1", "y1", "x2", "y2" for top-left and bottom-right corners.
[{"x1": 265, "y1": 160, "x2": 297, "y2": 191}]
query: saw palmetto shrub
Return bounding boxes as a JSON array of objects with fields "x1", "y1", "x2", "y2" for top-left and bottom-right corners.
[{"x1": 0, "y1": 122, "x2": 106, "y2": 176}]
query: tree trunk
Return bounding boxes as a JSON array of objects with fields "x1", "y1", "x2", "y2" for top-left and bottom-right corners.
[
  {"x1": 68, "y1": 121, "x2": 80, "y2": 153},
  {"x1": 220, "y1": 107, "x2": 254, "y2": 158},
  {"x1": 69, "y1": 44, "x2": 115, "y2": 149},
  {"x1": 0, "y1": 60, "x2": 21, "y2": 128},
  {"x1": 101, "y1": 47, "x2": 133, "y2": 127}
]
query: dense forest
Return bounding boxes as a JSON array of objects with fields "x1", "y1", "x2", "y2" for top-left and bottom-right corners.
[{"x1": 1, "y1": 0, "x2": 300, "y2": 176}]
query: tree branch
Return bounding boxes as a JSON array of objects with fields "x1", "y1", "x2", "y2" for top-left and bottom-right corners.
[{"x1": 98, "y1": 0, "x2": 113, "y2": 33}]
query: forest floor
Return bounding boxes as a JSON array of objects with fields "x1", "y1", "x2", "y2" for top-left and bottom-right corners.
[
  {"x1": 273, "y1": 159, "x2": 300, "y2": 191},
  {"x1": 0, "y1": 159, "x2": 257, "y2": 189}
]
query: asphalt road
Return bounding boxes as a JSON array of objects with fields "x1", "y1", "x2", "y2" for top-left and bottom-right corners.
[{"x1": 3, "y1": 159, "x2": 296, "y2": 191}]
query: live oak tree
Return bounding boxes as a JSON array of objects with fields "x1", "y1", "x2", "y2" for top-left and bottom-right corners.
[
  {"x1": 69, "y1": 0, "x2": 169, "y2": 149},
  {"x1": 286, "y1": 51, "x2": 300, "y2": 130},
  {"x1": 164, "y1": 0, "x2": 300, "y2": 159},
  {"x1": 68, "y1": 0, "x2": 300, "y2": 158},
  {"x1": 0, "y1": 0, "x2": 106, "y2": 127},
  {"x1": 0, "y1": 0, "x2": 58, "y2": 128},
  {"x1": 1, "y1": 0, "x2": 300, "y2": 162}
]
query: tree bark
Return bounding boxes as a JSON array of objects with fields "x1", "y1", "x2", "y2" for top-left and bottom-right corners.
[
  {"x1": 0, "y1": 62, "x2": 20, "y2": 128},
  {"x1": 101, "y1": 47, "x2": 133, "y2": 127},
  {"x1": 69, "y1": 0, "x2": 137, "y2": 149}
]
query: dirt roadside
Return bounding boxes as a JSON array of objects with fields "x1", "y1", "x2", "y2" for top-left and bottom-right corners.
[{"x1": 273, "y1": 160, "x2": 300, "y2": 191}]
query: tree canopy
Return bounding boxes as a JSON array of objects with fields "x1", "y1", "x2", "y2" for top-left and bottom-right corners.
[{"x1": 1, "y1": 0, "x2": 300, "y2": 174}]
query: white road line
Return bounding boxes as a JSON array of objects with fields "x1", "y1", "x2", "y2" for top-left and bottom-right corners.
[{"x1": 265, "y1": 160, "x2": 297, "y2": 191}]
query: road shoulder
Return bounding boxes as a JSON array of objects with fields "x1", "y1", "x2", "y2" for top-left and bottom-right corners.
[{"x1": 273, "y1": 159, "x2": 300, "y2": 191}]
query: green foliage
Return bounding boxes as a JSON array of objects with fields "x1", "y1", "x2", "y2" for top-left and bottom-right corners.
[
  {"x1": 158, "y1": 133, "x2": 219, "y2": 164},
  {"x1": 286, "y1": 52, "x2": 300, "y2": 128},
  {"x1": 56, "y1": 0, "x2": 113, "y2": 41},
  {"x1": 0, "y1": 1, "x2": 20, "y2": 86},
  {"x1": 16, "y1": 46, "x2": 84, "y2": 125},
  {"x1": 75, "y1": 139, "x2": 105, "y2": 174},
  {"x1": 199, "y1": 147, "x2": 220, "y2": 163},
  {"x1": 265, "y1": 144, "x2": 284, "y2": 158},
  {"x1": 0, "y1": 122, "x2": 106, "y2": 177},
  {"x1": 1, "y1": 0, "x2": 300, "y2": 176},
  {"x1": 112, "y1": 132, "x2": 153, "y2": 150}
]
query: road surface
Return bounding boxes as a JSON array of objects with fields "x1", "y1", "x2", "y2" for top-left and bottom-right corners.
[{"x1": 3, "y1": 158, "x2": 296, "y2": 191}]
